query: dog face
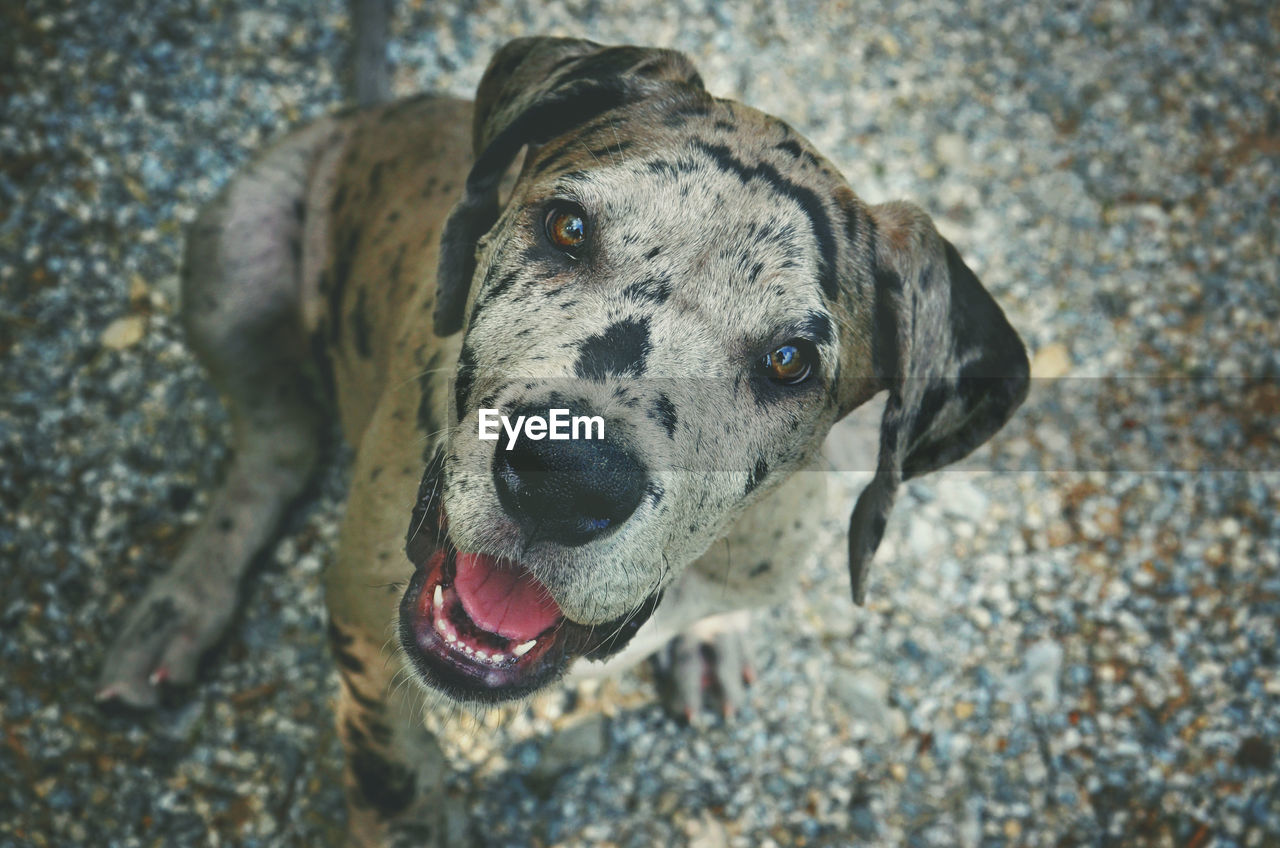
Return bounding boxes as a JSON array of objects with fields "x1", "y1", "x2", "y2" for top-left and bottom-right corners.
[{"x1": 397, "y1": 38, "x2": 1028, "y2": 702}]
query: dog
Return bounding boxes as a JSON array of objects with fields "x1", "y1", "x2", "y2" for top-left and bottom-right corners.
[{"x1": 96, "y1": 37, "x2": 1029, "y2": 845}]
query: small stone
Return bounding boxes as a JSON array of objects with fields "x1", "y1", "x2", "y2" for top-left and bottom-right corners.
[
  {"x1": 1046, "y1": 519, "x2": 1074, "y2": 547},
  {"x1": 685, "y1": 811, "x2": 730, "y2": 848},
  {"x1": 100, "y1": 316, "x2": 146, "y2": 350},
  {"x1": 934, "y1": 133, "x2": 968, "y2": 168},
  {"x1": 128, "y1": 274, "x2": 149, "y2": 304},
  {"x1": 1030, "y1": 343, "x2": 1071, "y2": 380}
]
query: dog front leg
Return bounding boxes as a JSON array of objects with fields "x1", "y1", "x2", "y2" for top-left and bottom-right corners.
[{"x1": 330, "y1": 616, "x2": 467, "y2": 848}]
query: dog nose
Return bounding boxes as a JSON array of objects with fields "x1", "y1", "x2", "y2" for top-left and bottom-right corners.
[{"x1": 492, "y1": 407, "x2": 646, "y2": 546}]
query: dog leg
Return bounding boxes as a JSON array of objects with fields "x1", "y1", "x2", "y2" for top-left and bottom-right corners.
[
  {"x1": 97, "y1": 122, "x2": 338, "y2": 707},
  {"x1": 331, "y1": 617, "x2": 467, "y2": 848},
  {"x1": 652, "y1": 610, "x2": 757, "y2": 724}
]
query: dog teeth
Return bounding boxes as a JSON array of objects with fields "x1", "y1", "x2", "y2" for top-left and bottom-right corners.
[
  {"x1": 433, "y1": 584, "x2": 443, "y2": 609},
  {"x1": 490, "y1": 653, "x2": 506, "y2": 663},
  {"x1": 476, "y1": 650, "x2": 488, "y2": 660},
  {"x1": 435, "y1": 616, "x2": 459, "y2": 645},
  {"x1": 512, "y1": 640, "x2": 536, "y2": 658}
]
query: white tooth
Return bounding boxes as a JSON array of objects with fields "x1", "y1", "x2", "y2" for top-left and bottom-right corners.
[
  {"x1": 433, "y1": 584, "x2": 443, "y2": 608},
  {"x1": 512, "y1": 640, "x2": 536, "y2": 657},
  {"x1": 490, "y1": 653, "x2": 505, "y2": 663},
  {"x1": 435, "y1": 618, "x2": 447, "y2": 634},
  {"x1": 464, "y1": 646, "x2": 474, "y2": 656},
  {"x1": 446, "y1": 633, "x2": 456, "y2": 644},
  {"x1": 476, "y1": 650, "x2": 488, "y2": 660}
]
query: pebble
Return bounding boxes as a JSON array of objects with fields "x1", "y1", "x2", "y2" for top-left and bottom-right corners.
[{"x1": 99, "y1": 315, "x2": 147, "y2": 350}]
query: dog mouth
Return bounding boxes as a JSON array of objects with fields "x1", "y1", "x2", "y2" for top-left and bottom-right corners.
[{"x1": 398, "y1": 506, "x2": 662, "y2": 702}]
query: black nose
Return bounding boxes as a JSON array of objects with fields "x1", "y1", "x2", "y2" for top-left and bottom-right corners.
[{"x1": 492, "y1": 407, "x2": 646, "y2": 546}]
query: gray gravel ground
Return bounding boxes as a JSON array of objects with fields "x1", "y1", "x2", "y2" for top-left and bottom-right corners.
[{"x1": 2, "y1": 0, "x2": 1278, "y2": 845}]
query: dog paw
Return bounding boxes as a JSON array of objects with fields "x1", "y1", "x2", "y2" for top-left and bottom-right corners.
[
  {"x1": 96, "y1": 582, "x2": 235, "y2": 709},
  {"x1": 650, "y1": 611, "x2": 756, "y2": 725}
]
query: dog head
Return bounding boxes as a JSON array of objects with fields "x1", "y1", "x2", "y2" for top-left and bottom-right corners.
[{"x1": 399, "y1": 37, "x2": 1028, "y2": 702}]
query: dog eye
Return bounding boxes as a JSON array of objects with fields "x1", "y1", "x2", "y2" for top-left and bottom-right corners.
[
  {"x1": 760, "y1": 340, "x2": 815, "y2": 385},
  {"x1": 544, "y1": 204, "x2": 587, "y2": 253}
]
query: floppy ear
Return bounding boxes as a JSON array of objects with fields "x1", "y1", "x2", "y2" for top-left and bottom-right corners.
[
  {"x1": 433, "y1": 36, "x2": 705, "y2": 336},
  {"x1": 846, "y1": 202, "x2": 1029, "y2": 603}
]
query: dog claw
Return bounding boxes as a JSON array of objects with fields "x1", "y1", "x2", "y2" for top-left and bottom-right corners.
[{"x1": 98, "y1": 583, "x2": 235, "y2": 711}]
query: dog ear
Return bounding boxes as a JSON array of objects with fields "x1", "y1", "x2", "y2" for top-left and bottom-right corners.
[
  {"x1": 433, "y1": 37, "x2": 705, "y2": 336},
  {"x1": 845, "y1": 201, "x2": 1029, "y2": 604}
]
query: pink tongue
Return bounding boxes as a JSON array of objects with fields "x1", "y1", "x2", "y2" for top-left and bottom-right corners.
[{"x1": 453, "y1": 553, "x2": 562, "y2": 641}]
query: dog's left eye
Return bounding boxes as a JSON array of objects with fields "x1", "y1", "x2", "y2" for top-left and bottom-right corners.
[
  {"x1": 760, "y1": 340, "x2": 815, "y2": 385},
  {"x1": 545, "y1": 204, "x2": 587, "y2": 253}
]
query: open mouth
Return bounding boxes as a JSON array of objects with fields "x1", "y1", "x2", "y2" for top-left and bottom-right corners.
[{"x1": 398, "y1": 505, "x2": 662, "y2": 702}]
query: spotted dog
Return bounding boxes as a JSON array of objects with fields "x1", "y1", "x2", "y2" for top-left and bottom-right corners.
[{"x1": 98, "y1": 37, "x2": 1029, "y2": 845}]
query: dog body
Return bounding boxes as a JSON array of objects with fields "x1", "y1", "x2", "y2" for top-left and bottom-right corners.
[{"x1": 99, "y1": 38, "x2": 1028, "y2": 845}]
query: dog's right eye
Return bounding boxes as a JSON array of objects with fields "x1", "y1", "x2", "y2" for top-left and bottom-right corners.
[
  {"x1": 544, "y1": 204, "x2": 588, "y2": 253},
  {"x1": 759, "y1": 339, "x2": 815, "y2": 385}
]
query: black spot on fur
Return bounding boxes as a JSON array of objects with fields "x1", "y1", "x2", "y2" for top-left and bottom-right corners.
[
  {"x1": 366, "y1": 718, "x2": 393, "y2": 746},
  {"x1": 749, "y1": 561, "x2": 772, "y2": 577},
  {"x1": 454, "y1": 344, "x2": 476, "y2": 420},
  {"x1": 645, "y1": 245, "x2": 662, "y2": 260},
  {"x1": 388, "y1": 245, "x2": 406, "y2": 288},
  {"x1": 327, "y1": 227, "x2": 361, "y2": 345},
  {"x1": 871, "y1": 268, "x2": 902, "y2": 383},
  {"x1": 340, "y1": 673, "x2": 385, "y2": 712},
  {"x1": 574, "y1": 318, "x2": 651, "y2": 380},
  {"x1": 480, "y1": 270, "x2": 520, "y2": 306},
  {"x1": 350, "y1": 747, "x2": 415, "y2": 817},
  {"x1": 661, "y1": 98, "x2": 711, "y2": 127},
  {"x1": 327, "y1": 620, "x2": 365, "y2": 674},
  {"x1": 533, "y1": 142, "x2": 575, "y2": 175},
  {"x1": 692, "y1": 141, "x2": 838, "y2": 300},
  {"x1": 588, "y1": 139, "x2": 633, "y2": 160},
  {"x1": 775, "y1": 139, "x2": 804, "y2": 158},
  {"x1": 799, "y1": 312, "x2": 834, "y2": 346},
  {"x1": 645, "y1": 156, "x2": 699, "y2": 178},
  {"x1": 909, "y1": 383, "x2": 953, "y2": 451},
  {"x1": 621, "y1": 275, "x2": 671, "y2": 305},
  {"x1": 351, "y1": 288, "x2": 372, "y2": 359},
  {"x1": 650, "y1": 394, "x2": 677, "y2": 438},
  {"x1": 774, "y1": 138, "x2": 821, "y2": 167},
  {"x1": 217, "y1": 517, "x2": 234, "y2": 532},
  {"x1": 417, "y1": 351, "x2": 443, "y2": 447}
]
